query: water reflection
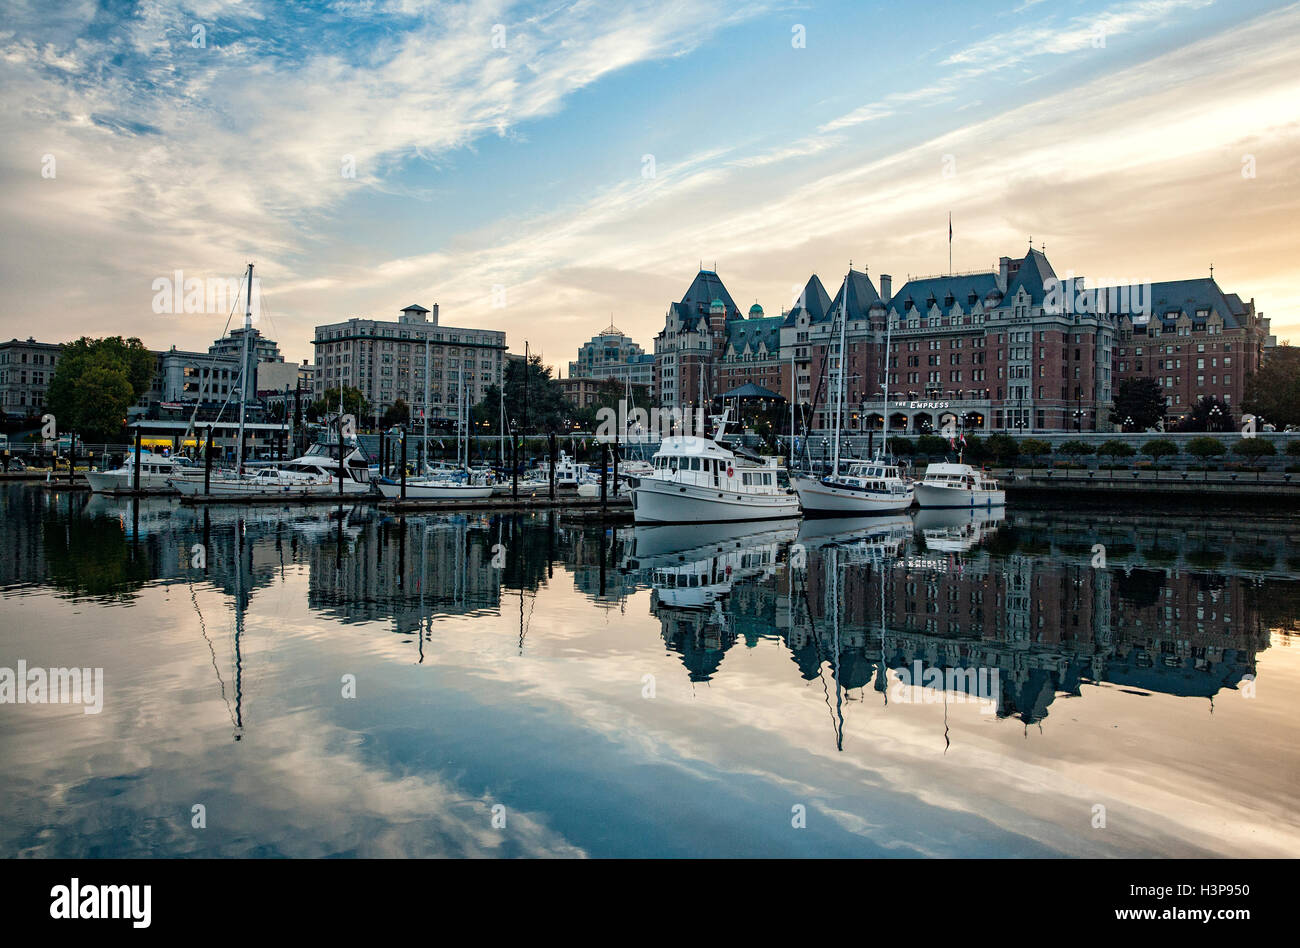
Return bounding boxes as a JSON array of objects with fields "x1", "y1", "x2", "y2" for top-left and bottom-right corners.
[
  {"x1": 3, "y1": 485, "x2": 1282, "y2": 732},
  {"x1": 2, "y1": 482, "x2": 1296, "y2": 857}
]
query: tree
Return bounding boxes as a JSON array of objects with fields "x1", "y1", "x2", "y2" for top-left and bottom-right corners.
[
  {"x1": 984, "y1": 433, "x2": 1019, "y2": 466},
  {"x1": 1142, "y1": 438, "x2": 1178, "y2": 464},
  {"x1": 309, "y1": 386, "x2": 370, "y2": 423},
  {"x1": 961, "y1": 435, "x2": 989, "y2": 464},
  {"x1": 1109, "y1": 377, "x2": 1165, "y2": 431},
  {"x1": 1243, "y1": 343, "x2": 1300, "y2": 429},
  {"x1": 1020, "y1": 438, "x2": 1052, "y2": 472},
  {"x1": 381, "y1": 398, "x2": 410, "y2": 428},
  {"x1": 45, "y1": 336, "x2": 154, "y2": 441},
  {"x1": 503, "y1": 355, "x2": 568, "y2": 433},
  {"x1": 1057, "y1": 440, "x2": 1094, "y2": 461},
  {"x1": 1097, "y1": 439, "x2": 1136, "y2": 470},
  {"x1": 1186, "y1": 436, "x2": 1225, "y2": 480},
  {"x1": 1179, "y1": 394, "x2": 1232, "y2": 432},
  {"x1": 915, "y1": 434, "x2": 950, "y2": 458},
  {"x1": 1233, "y1": 438, "x2": 1275, "y2": 465},
  {"x1": 886, "y1": 436, "x2": 914, "y2": 457}
]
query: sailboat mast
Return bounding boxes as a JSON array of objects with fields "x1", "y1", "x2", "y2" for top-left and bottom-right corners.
[
  {"x1": 880, "y1": 302, "x2": 892, "y2": 460},
  {"x1": 832, "y1": 272, "x2": 847, "y2": 479},
  {"x1": 789, "y1": 346, "x2": 796, "y2": 466},
  {"x1": 236, "y1": 262, "x2": 253, "y2": 473},
  {"x1": 423, "y1": 333, "x2": 430, "y2": 468}
]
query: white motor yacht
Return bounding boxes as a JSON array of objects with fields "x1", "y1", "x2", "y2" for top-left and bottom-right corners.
[
  {"x1": 629, "y1": 412, "x2": 799, "y2": 524},
  {"x1": 914, "y1": 463, "x2": 1005, "y2": 509},
  {"x1": 85, "y1": 451, "x2": 193, "y2": 493}
]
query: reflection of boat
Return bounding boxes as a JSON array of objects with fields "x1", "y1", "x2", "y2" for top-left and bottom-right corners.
[
  {"x1": 629, "y1": 411, "x2": 799, "y2": 524},
  {"x1": 796, "y1": 514, "x2": 912, "y2": 559},
  {"x1": 170, "y1": 442, "x2": 373, "y2": 496},
  {"x1": 628, "y1": 519, "x2": 799, "y2": 610},
  {"x1": 624, "y1": 518, "x2": 800, "y2": 566},
  {"x1": 85, "y1": 451, "x2": 194, "y2": 493},
  {"x1": 913, "y1": 506, "x2": 1004, "y2": 552},
  {"x1": 914, "y1": 463, "x2": 1005, "y2": 509}
]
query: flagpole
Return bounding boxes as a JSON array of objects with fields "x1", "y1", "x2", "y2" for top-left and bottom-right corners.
[{"x1": 948, "y1": 212, "x2": 952, "y2": 277}]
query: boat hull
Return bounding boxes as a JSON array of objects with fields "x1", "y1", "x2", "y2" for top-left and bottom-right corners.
[
  {"x1": 914, "y1": 483, "x2": 1006, "y2": 509},
  {"x1": 85, "y1": 471, "x2": 180, "y2": 493},
  {"x1": 630, "y1": 478, "x2": 801, "y2": 524},
  {"x1": 376, "y1": 481, "x2": 493, "y2": 500},
  {"x1": 169, "y1": 476, "x2": 370, "y2": 496},
  {"x1": 791, "y1": 475, "x2": 914, "y2": 515}
]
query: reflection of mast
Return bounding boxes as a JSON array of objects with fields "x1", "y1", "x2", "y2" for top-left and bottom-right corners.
[
  {"x1": 830, "y1": 546, "x2": 844, "y2": 751},
  {"x1": 232, "y1": 516, "x2": 246, "y2": 740},
  {"x1": 794, "y1": 544, "x2": 842, "y2": 750}
]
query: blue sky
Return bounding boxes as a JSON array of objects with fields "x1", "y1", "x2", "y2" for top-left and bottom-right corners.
[{"x1": 2, "y1": 0, "x2": 1298, "y2": 365}]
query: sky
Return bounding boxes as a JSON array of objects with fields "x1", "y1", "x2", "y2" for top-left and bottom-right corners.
[{"x1": 2, "y1": 0, "x2": 1299, "y2": 368}]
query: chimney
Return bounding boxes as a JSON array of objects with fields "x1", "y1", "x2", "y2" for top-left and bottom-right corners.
[
  {"x1": 998, "y1": 257, "x2": 1011, "y2": 292},
  {"x1": 431, "y1": 303, "x2": 440, "y2": 326},
  {"x1": 879, "y1": 274, "x2": 892, "y2": 306}
]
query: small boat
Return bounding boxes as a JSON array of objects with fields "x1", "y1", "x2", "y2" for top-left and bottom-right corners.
[
  {"x1": 629, "y1": 410, "x2": 800, "y2": 524},
  {"x1": 169, "y1": 441, "x2": 373, "y2": 496},
  {"x1": 85, "y1": 450, "x2": 195, "y2": 493},
  {"x1": 375, "y1": 470, "x2": 493, "y2": 500},
  {"x1": 539, "y1": 450, "x2": 588, "y2": 490},
  {"x1": 914, "y1": 463, "x2": 1005, "y2": 509}
]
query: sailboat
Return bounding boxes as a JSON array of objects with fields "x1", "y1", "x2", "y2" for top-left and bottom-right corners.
[
  {"x1": 376, "y1": 367, "x2": 493, "y2": 500},
  {"x1": 792, "y1": 270, "x2": 914, "y2": 515}
]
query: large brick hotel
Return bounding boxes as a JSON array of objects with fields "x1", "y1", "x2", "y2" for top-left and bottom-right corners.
[{"x1": 652, "y1": 247, "x2": 1271, "y2": 434}]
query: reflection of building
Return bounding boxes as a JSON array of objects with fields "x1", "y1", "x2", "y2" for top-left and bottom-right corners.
[
  {"x1": 788, "y1": 530, "x2": 1265, "y2": 723},
  {"x1": 308, "y1": 515, "x2": 502, "y2": 634}
]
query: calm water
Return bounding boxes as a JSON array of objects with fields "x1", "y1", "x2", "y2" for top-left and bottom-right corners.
[{"x1": 2, "y1": 483, "x2": 1298, "y2": 858}]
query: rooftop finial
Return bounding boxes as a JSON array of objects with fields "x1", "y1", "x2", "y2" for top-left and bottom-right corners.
[{"x1": 1210, "y1": 262, "x2": 1215, "y2": 279}]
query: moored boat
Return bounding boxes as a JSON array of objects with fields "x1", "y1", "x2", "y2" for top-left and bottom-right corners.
[
  {"x1": 629, "y1": 412, "x2": 799, "y2": 524},
  {"x1": 914, "y1": 463, "x2": 1005, "y2": 509}
]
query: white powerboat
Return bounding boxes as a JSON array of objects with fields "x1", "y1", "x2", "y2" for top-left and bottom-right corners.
[
  {"x1": 376, "y1": 467, "x2": 494, "y2": 500},
  {"x1": 793, "y1": 459, "x2": 914, "y2": 515},
  {"x1": 85, "y1": 451, "x2": 195, "y2": 493},
  {"x1": 629, "y1": 411, "x2": 800, "y2": 524},
  {"x1": 169, "y1": 442, "x2": 373, "y2": 496},
  {"x1": 914, "y1": 463, "x2": 1005, "y2": 509}
]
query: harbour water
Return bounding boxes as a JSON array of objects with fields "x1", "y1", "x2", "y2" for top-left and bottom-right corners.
[{"x1": 2, "y1": 482, "x2": 1298, "y2": 858}]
